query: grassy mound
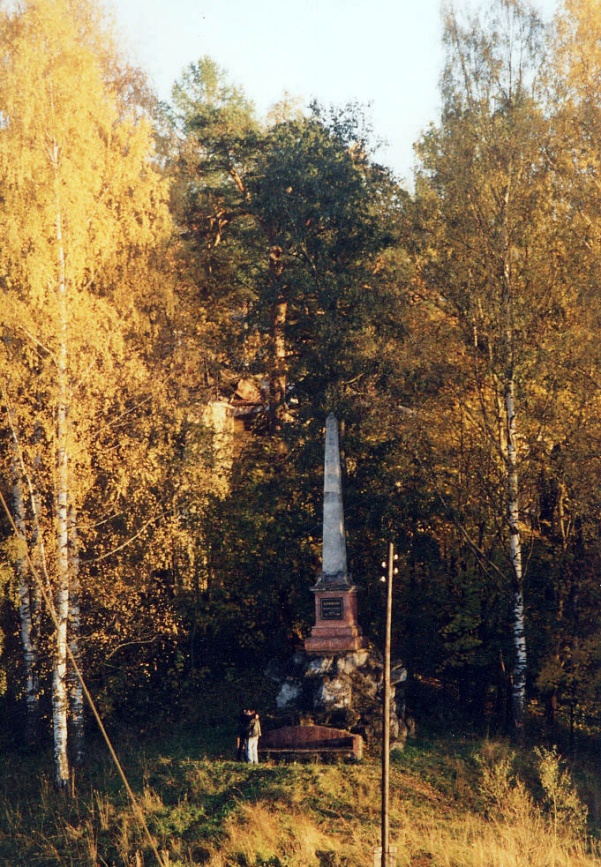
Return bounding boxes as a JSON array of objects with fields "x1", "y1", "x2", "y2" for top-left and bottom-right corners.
[{"x1": 0, "y1": 722, "x2": 599, "y2": 866}]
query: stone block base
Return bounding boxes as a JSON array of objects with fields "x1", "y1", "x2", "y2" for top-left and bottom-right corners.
[{"x1": 304, "y1": 633, "x2": 368, "y2": 654}]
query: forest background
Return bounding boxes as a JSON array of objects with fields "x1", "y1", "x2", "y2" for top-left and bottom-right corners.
[{"x1": 2, "y1": 0, "x2": 601, "y2": 795}]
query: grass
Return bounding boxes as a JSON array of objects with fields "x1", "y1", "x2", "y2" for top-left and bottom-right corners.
[{"x1": 0, "y1": 720, "x2": 600, "y2": 866}]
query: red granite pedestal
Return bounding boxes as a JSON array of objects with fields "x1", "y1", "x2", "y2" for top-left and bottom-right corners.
[{"x1": 304, "y1": 586, "x2": 367, "y2": 654}]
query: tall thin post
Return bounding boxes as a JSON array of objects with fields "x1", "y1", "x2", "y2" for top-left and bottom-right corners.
[{"x1": 381, "y1": 541, "x2": 394, "y2": 867}]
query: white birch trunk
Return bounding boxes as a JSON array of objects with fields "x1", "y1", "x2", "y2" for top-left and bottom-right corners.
[
  {"x1": 68, "y1": 502, "x2": 84, "y2": 767},
  {"x1": 10, "y1": 447, "x2": 40, "y2": 744},
  {"x1": 53, "y1": 321, "x2": 70, "y2": 786},
  {"x1": 501, "y1": 161, "x2": 527, "y2": 741},
  {"x1": 505, "y1": 377, "x2": 527, "y2": 739},
  {"x1": 29, "y1": 434, "x2": 44, "y2": 635},
  {"x1": 52, "y1": 149, "x2": 71, "y2": 788}
]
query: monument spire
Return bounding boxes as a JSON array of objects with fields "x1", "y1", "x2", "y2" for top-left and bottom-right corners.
[
  {"x1": 319, "y1": 413, "x2": 350, "y2": 588},
  {"x1": 305, "y1": 413, "x2": 366, "y2": 654}
]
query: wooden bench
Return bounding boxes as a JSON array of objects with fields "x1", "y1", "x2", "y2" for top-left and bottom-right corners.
[{"x1": 259, "y1": 724, "x2": 363, "y2": 761}]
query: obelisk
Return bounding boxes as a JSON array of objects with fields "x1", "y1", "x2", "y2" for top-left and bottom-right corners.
[
  {"x1": 305, "y1": 414, "x2": 366, "y2": 654},
  {"x1": 320, "y1": 413, "x2": 350, "y2": 587}
]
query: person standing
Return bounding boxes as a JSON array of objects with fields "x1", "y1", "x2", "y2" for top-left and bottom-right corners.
[
  {"x1": 245, "y1": 712, "x2": 261, "y2": 764},
  {"x1": 236, "y1": 708, "x2": 253, "y2": 761}
]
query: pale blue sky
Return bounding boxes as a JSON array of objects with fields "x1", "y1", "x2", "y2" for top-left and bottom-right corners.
[{"x1": 109, "y1": 0, "x2": 559, "y2": 183}]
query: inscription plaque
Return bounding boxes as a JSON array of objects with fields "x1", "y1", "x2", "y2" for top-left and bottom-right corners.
[{"x1": 320, "y1": 597, "x2": 343, "y2": 621}]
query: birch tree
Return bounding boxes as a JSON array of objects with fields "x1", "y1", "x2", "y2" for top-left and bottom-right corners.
[
  {"x1": 7, "y1": 422, "x2": 41, "y2": 746},
  {"x1": 414, "y1": 0, "x2": 564, "y2": 739},
  {"x1": 0, "y1": 0, "x2": 171, "y2": 786},
  {"x1": 523, "y1": 0, "x2": 601, "y2": 728}
]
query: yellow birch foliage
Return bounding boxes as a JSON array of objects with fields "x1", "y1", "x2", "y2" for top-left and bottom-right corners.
[
  {"x1": 0, "y1": 0, "x2": 170, "y2": 506},
  {"x1": 0, "y1": 0, "x2": 183, "y2": 694},
  {"x1": 545, "y1": 0, "x2": 601, "y2": 520}
]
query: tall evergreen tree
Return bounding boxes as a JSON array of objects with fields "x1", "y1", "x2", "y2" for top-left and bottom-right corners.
[{"x1": 169, "y1": 60, "x2": 412, "y2": 660}]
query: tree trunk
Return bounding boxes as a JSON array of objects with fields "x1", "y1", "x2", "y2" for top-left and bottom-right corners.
[
  {"x1": 268, "y1": 245, "x2": 288, "y2": 433},
  {"x1": 505, "y1": 376, "x2": 527, "y2": 742},
  {"x1": 53, "y1": 396, "x2": 70, "y2": 788},
  {"x1": 10, "y1": 446, "x2": 40, "y2": 746},
  {"x1": 68, "y1": 502, "x2": 84, "y2": 767},
  {"x1": 501, "y1": 151, "x2": 527, "y2": 743},
  {"x1": 52, "y1": 163, "x2": 71, "y2": 789}
]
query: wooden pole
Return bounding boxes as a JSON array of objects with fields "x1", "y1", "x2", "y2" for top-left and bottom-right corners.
[{"x1": 381, "y1": 541, "x2": 394, "y2": 867}]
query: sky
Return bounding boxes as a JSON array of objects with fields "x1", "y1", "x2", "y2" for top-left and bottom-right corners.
[{"x1": 109, "y1": 0, "x2": 559, "y2": 184}]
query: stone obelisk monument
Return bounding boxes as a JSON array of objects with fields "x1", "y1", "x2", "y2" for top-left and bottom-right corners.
[{"x1": 304, "y1": 414, "x2": 366, "y2": 654}]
